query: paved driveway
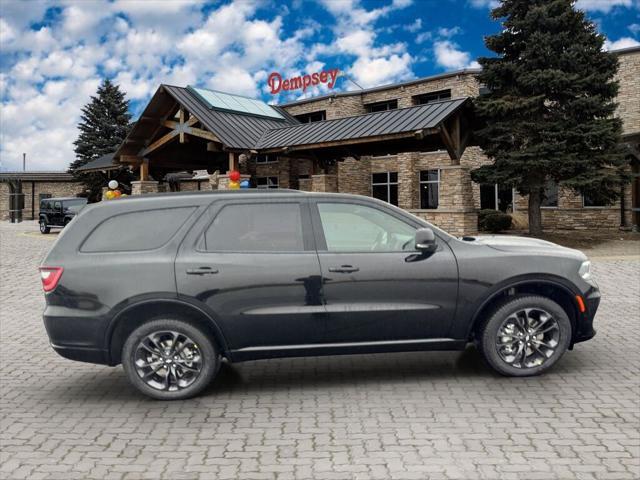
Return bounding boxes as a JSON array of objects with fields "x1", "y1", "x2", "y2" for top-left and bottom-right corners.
[{"x1": 1, "y1": 221, "x2": 639, "y2": 480}]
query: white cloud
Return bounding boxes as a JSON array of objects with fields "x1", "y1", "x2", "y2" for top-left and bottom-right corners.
[
  {"x1": 468, "y1": 0, "x2": 499, "y2": 8},
  {"x1": 629, "y1": 23, "x2": 640, "y2": 35},
  {"x1": 433, "y1": 40, "x2": 479, "y2": 69},
  {"x1": 437, "y1": 26, "x2": 462, "y2": 38},
  {"x1": 576, "y1": 0, "x2": 633, "y2": 13},
  {"x1": 603, "y1": 36, "x2": 640, "y2": 50},
  {"x1": 405, "y1": 18, "x2": 422, "y2": 33},
  {"x1": 350, "y1": 53, "x2": 413, "y2": 88}
]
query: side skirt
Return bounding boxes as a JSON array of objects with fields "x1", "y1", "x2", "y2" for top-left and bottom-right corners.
[{"x1": 229, "y1": 338, "x2": 467, "y2": 362}]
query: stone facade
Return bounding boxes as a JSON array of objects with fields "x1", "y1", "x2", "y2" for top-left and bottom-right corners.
[
  {"x1": 615, "y1": 47, "x2": 640, "y2": 136},
  {"x1": 0, "y1": 178, "x2": 84, "y2": 221}
]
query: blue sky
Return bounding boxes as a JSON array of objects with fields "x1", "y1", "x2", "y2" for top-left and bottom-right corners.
[{"x1": 1, "y1": 0, "x2": 638, "y2": 171}]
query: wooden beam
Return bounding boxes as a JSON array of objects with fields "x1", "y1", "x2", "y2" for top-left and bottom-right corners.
[
  {"x1": 179, "y1": 108, "x2": 185, "y2": 143},
  {"x1": 120, "y1": 155, "x2": 143, "y2": 164},
  {"x1": 140, "y1": 129, "x2": 179, "y2": 157},
  {"x1": 439, "y1": 124, "x2": 459, "y2": 162},
  {"x1": 185, "y1": 127, "x2": 221, "y2": 143},
  {"x1": 140, "y1": 158, "x2": 149, "y2": 181},
  {"x1": 228, "y1": 152, "x2": 238, "y2": 172}
]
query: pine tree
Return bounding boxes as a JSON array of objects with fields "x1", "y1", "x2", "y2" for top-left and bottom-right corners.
[
  {"x1": 70, "y1": 79, "x2": 131, "y2": 201},
  {"x1": 471, "y1": 0, "x2": 627, "y2": 235}
]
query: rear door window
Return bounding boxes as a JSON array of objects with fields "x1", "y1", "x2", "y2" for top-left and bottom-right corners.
[
  {"x1": 202, "y1": 203, "x2": 305, "y2": 252},
  {"x1": 81, "y1": 207, "x2": 196, "y2": 253}
]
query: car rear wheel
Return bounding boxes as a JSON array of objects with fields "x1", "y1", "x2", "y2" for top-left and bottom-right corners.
[
  {"x1": 39, "y1": 219, "x2": 50, "y2": 234},
  {"x1": 122, "y1": 319, "x2": 219, "y2": 400},
  {"x1": 478, "y1": 295, "x2": 571, "y2": 377}
]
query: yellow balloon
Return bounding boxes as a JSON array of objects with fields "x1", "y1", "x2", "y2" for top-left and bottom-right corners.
[
  {"x1": 104, "y1": 190, "x2": 115, "y2": 200},
  {"x1": 229, "y1": 181, "x2": 240, "y2": 190}
]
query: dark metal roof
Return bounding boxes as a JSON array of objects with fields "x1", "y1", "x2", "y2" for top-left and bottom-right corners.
[
  {"x1": 0, "y1": 171, "x2": 77, "y2": 182},
  {"x1": 256, "y1": 97, "x2": 469, "y2": 149},
  {"x1": 163, "y1": 85, "x2": 294, "y2": 149},
  {"x1": 75, "y1": 152, "x2": 119, "y2": 172}
]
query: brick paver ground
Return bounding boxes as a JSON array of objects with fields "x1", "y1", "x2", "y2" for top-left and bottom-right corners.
[{"x1": 1, "y1": 221, "x2": 639, "y2": 480}]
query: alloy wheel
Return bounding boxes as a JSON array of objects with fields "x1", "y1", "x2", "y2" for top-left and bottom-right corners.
[
  {"x1": 495, "y1": 308, "x2": 560, "y2": 369},
  {"x1": 133, "y1": 330, "x2": 203, "y2": 392}
]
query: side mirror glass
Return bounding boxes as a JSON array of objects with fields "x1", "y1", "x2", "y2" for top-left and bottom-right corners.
[{"x1": 415, "y1": 228, "x2": 437, "y2": 254}]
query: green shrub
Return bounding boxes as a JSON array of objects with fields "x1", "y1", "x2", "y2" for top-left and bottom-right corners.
[{"x1": 478, "y1": 209, "x2": 512, "y2": 233}]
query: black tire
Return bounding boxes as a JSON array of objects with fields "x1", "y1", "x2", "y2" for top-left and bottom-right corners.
[
  {"x1": 39, "y1": 219, "x2": 50, "y2": 234},
  {"x1": 478, "y1": 295, "x2": 572, "y2": 377},
  {"x1": 122, "y1": 319, "x2": 219, "y2": 400}
]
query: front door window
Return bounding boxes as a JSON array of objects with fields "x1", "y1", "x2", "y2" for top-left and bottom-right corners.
[{"x1": 317, "y1": 202, "x2": 416, "y2": 252}]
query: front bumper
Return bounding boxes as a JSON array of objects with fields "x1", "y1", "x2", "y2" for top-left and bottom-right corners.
[{"x1": 573, "y1": 287, "x2": 600, "y2": 345}]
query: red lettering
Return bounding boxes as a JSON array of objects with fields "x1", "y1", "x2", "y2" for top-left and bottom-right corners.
[
  {"x1": 267, "y1": 72, "x2": 282, "y2": 94},
  {"x1": 267, "y1": 69, "x2": 340, "y2": 94}
]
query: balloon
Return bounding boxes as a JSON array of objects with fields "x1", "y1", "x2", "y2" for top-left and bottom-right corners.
[
  {"x1": 113, "y1": 190, "x2": 122, "y2": 197},
  {"x1": 108, "y1": 180, "x2": 118, "y2": 190},
  {"x1": 228, "y1": 180, "x2": 240, "y2": 190},
  {"x1": 240, "y1": 180, "x2": 250, "y2": 189},
  {"x1": 104, "y1": 190, "x2": 115, "y2": 200},
  {"x1": 120, "y1": 193, "x2": 128, "y2": 197},
  {"x1": 229, "y1": 170, "x2": 241, "y2": 182}
]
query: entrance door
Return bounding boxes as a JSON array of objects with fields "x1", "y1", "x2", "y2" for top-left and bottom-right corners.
[
  {"x1": 310, "y1": 200, "x2": 459, "y2": 344},
  {"x1": 175, "y1": 199, "x2": 326, "y2": 353}
]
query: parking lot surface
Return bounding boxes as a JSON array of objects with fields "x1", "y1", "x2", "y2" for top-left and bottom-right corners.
[{"x1": 1, "y1": 221, "x2": 639, "y2": 480}]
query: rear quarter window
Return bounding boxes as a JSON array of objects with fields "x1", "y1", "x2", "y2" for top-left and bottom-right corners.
[{"x1": 80, "y1": 207, "x2": 196, "y2": 253}]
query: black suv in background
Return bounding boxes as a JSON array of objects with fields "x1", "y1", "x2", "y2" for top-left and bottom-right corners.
[
  {"x1": 39, "y1": 197, "x2": 87, "y2": 233},
  {"x1": 40, "y1": 191, "x2": 599, "y2": 400}
]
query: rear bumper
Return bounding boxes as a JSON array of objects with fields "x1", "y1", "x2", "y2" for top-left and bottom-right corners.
[
  {"x1": 50, "y1": 343, "x2": 110, "y2": 365},
  {"x1": 43, "y1": 312, "x2": 111, "y2": 365}
]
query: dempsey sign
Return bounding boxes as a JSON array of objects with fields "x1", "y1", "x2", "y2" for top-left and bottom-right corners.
[{"x1": 267, "y1": 68, "x2": 340, "y2": 95}]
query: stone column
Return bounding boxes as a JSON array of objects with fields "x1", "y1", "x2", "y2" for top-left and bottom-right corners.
[
  {"x1": 397, "y1": 152, "x2": 417, "y2": 209},
  {"x1": 131, "y1": 180, "x2": 159, "y2": 195},
  {"x1": 298, "y1": 178, "x2": 312, "y2": 191},
  {"x1": 311, "y1": 174, "x2": 338, "y2": 192}
]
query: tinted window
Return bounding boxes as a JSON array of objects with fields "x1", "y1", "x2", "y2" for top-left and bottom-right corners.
[
  {"x1": 317, "y1": 203, "x2": 416, "y2": 252},
  {"x1": 81, "y1": 207, "x2": 196, "y2": 253},
  {"x1": 64, "y1": 198, "x2": 87, "y2": 208},
  {"x1": 541, "y1": 180, "x2": 558, "y2": 207},
  {"x1": 203, "y1": 203, "x2": 304, "y2": 252}
]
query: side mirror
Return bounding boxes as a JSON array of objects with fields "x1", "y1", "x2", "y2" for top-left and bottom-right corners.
[{"x1": 415, "y1": 228, "x2": 437, "y2": 254}]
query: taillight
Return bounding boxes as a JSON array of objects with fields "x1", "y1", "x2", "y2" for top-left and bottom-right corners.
[{"x1": 39, "y1": 267, "x2": 63, "y2": 292}]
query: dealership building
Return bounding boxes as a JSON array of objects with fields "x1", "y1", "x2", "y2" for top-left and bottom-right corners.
[{"x1": 2, "y1": 46, "x2": 638, "y2": 233}]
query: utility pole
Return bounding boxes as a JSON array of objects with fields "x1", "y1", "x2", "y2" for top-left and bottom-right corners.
[{"x1": 23, "y1": 153, "x2": 26, "y2": 171}]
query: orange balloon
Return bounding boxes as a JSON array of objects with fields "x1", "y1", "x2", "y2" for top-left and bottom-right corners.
[{"x1": 113, "y1": 190, "x2": 122, "y2": 197}]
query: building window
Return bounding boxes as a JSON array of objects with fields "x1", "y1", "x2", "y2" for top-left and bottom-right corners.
[
  {"x1": 365, "y1": 100, "x2": 398, "y2": 113},
  {"x1": 541, "y1": 180, "x2": 558, "y2": 207},
  {"x1": 371, "y1": 172, "x2": 398, "y2": 206},
  {"x1": 480, "y1": 184, "x2": 514, "y2": 212},
  {"x1": 419, "y1": 170, "x2": 440, "y2": 209},
  {"x1": 294, "y1": 110, "x2": 326, "y2": 123},
  {"x1": 256, "y1": 154, "x2": 277, "y2": 163},
  {"x1": 583, "y1": 191, "x2": 609, "y2": 207},
  {"x1": 413, "y1": 89, "x2": 452, "y2": 105},
  {"x1": 256, "y1": 176, "x2": 278, "y2": 189}
]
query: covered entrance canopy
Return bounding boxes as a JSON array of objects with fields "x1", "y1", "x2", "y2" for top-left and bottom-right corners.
[{"x1": 114, "y1": 84, "x2": 474, "y2": 180}]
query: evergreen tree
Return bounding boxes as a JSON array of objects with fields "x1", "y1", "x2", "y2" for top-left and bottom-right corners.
[
  {"x1": 471, "y1": 0, "x2": 626, "y2": 235},
  {"x1": 70, "y1": 79, "x2": 131, "y2": 201}
]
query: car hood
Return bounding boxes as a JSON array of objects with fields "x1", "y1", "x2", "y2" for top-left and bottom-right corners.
[{"x1": 462, "y1": 235, "x2": 587, "y2": 260}]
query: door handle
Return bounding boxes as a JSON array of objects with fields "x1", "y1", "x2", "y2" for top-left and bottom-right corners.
[
  {"x1": 186, "y1": 267, "x2": 219, "y2": 275},
  {"x1": 328, "y1": 265, "x2": 359, "y2": 273}
]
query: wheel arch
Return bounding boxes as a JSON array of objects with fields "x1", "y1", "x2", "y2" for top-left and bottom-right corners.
[
  {"x1": 106, "y1": 298, "x2": 230, "y2": 366},
  {"x1": 467, "y1": 277, "x2": 580, "y2": 346}
]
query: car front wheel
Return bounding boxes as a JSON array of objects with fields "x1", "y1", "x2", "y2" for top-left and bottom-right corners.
[
  {"x1": 478, "y1": 295, "x2": 572, "y2": 376},
  {"x1": 39, "y1": 219, "x2": 50, "y2": 234},
  {"x1": 122, "y1": 319, "x2": 219, "y2": 400}
]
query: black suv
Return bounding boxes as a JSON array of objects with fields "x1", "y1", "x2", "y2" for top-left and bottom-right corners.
[
  {"x1": 39, "y1": 197, "x2": 87, "y2": 233},
  {"x1": 40, "y1": 191, "x2": 599, "y2": 400}
]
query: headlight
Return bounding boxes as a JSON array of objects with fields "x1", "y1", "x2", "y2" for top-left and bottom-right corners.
[{"x1": 579, "y1": 260, "x2": 593, "y2": 282}]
